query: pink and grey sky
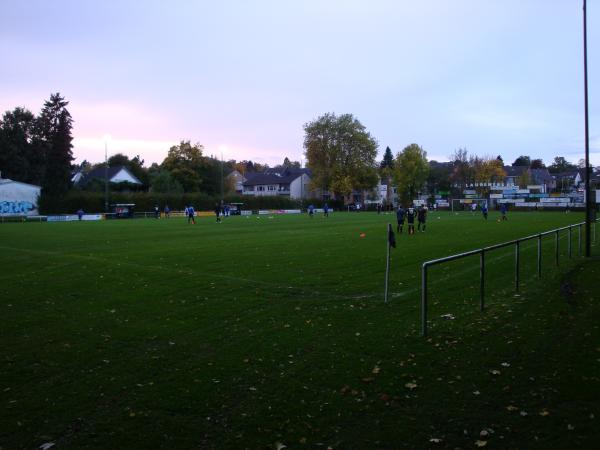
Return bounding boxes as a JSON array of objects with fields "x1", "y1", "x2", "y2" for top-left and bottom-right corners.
[{"x1": 1, "y1": 0, "x2": 598, "y2": 166}]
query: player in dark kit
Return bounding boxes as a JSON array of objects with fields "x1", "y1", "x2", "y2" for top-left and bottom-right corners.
[
  {"x1": 396, "y1": 205, "x2": 405, "y2": 233},
  {"x1": 500, "y1": 203, "x2": 508, "y2": 220},
  {"x1": 406, "y1": 207, "x2": 416, "y2": 235},
  {"x1": 417, "y1": 206, "x2": 427, "y2": 232},
  {"x1": 214, "y1": 203, "x2": 222, "y2": 223},
  {"x1": 481, "y1": 203, "x2": 488, "y2": 220},
  {"x1": 186, "y1": 205, "x2": 196, "y2": 224}
]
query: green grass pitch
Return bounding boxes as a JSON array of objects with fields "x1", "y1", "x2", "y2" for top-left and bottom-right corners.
[{"x1": 1, "y1": 211, "x2": 599, "y2": 449}]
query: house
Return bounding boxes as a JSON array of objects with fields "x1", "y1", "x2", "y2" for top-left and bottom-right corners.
[
  {"x1": 555, "y1": 168, "x2": 600, "y2": 191},
  {"x1": 530, "y1": 168, "x2": 555, "y2": 190},
  {"x1": 0, "y1": 173, "x2": 41, "y2": 216},
  {"x1": 225, "y1": 170, "x2": 246, "y2": 194},
  {"x1": 74, "y1": 166, "x2": 142, "y2": 188},
  {"x1": 242, "y1": 168, "x2": 312, "y2": 199},
  {"x1": 503, "y1": 166, "x2": 529, "y2": 186}
]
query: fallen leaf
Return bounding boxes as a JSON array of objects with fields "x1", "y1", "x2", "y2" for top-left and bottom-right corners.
[
  {"x1": 506, "y1": 405, "x2": 518, "y2": 411},
  {"x1": 475, "y1": 440, "x2": 488, "y2": 447},
  {"x1": 405, "y1": 382, "x2": 418, "y2": 390},
  {"x1": 39, "y1": 444, "x2": 55, "y2": 450},
  {"x1": 372, "y1": 365, "x2": 381, "y2": 374},
  {"x1": 429, "y1": 438, "x2": 442, "y2": 443},
  {"x1": 539, "y1": 410, "x2": 550, "y2": 416}
]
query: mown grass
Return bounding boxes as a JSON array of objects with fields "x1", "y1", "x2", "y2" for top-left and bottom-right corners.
[{"x1": 1, "y1": 211, "x2": 598, "y2": 449}]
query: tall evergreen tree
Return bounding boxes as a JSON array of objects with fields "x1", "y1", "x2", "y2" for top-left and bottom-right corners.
[
  {"x1": 380, "y1": 146, "x2": 394, "y2": 170},
  {"x1": 37, "y1": 93, "x2": 73, "y2": 194}
]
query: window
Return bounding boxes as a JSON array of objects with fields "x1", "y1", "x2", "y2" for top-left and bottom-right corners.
[
  {"x1": 268, "y1": 185, "x2": 276, "y2": 191},
  {"x1": 257, "y1": 186, "x2": 265, "y2": 191}
]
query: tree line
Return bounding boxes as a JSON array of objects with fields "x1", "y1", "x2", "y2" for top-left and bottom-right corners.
[
  {"x1": 303, "y1": 112, "x2": 591, "y2": 204},
  {"x1": 0, "y1": 93, "x2": 73, "y2": 195},
  {"x1": 0, "y1": 97, "x2": 589, "y2": 203}
]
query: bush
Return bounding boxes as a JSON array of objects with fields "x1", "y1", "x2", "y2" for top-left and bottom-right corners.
[{"x1": 38, "y1": 192, "x2": 344, "y2": 214}]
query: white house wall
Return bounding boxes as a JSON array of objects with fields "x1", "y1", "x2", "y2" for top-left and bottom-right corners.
[
  {"x1": 290, "y1": 174, "x2": 311, "y2": 199},
  {"x1": 290, "y1": 177, "x2": 302, "y2": 199},
  {"x1": 0, "y1": 181, "x2": 41, "y2": 216}
]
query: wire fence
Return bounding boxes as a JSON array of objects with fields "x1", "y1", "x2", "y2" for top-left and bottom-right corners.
[{"x1": 420, "y1": 219, "x2": 597, "y2": 336}]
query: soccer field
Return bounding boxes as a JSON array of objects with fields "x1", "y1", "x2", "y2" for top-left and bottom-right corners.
[{"x1": 1, "y1": 211, "x2": 598, "y2": 449}]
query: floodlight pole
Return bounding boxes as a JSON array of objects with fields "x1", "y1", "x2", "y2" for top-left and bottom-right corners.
[
  {"x1": 583, "y1": 0, "x2": 592, "y2": 257},
  {"x1": 220, "y1": 152, "x2": 224, "y2": 203},
  {"x1": 384, "y1": 223, "x2": 392, "y2": 303},
  {"x1": 104, "y1": 140, "x2": 109, "y2": 213}
]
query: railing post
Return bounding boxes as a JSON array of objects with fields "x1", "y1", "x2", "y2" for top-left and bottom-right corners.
[
  {"x1": 568, "y1": 226, "x2": 572, "y2": 258},
  {"x1": 480, "y1": 250, "x2": 485, "y2": 311},
  {"x1": 555, "y1": 230, "x2": 559, "y2": 266},
  {"x1": 515, "y1": 241, "x2": 520, "y2": 292},
  {"x1": 579, "y1": 224, "x2": 583, "y2": 256},
  {"x1": 421, "y1": 264, "x2": 428, "y2": 337},
  {"x1": 537, "y1": 234, "x2": 542, "y2": 278}
]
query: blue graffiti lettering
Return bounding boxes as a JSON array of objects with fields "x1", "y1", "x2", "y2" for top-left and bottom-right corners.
[{"x1": 0, "y1": 201, "x2": 35, "y2": 214}]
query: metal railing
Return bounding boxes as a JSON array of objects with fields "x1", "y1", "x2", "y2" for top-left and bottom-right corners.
[{"x1": 420, "y1": 219, "x2": 596, "y2": 336}]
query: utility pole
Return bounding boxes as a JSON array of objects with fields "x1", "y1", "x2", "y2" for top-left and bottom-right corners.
[
  {"x1": 583, "y1": 0, "x2": 592, "y2": 257},
  {"x1": 104, "y1": 140, "x2": 109, "y2": 213},
  {"x1": 220, "y1": 152, "x2": 224, "y2": 202}
]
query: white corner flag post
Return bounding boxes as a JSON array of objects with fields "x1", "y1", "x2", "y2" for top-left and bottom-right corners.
[{"x1": 385, "y1": 223, "x2": 395, "y2": 303}]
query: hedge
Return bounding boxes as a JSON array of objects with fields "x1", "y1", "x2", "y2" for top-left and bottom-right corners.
[{"x1": 38, "y1": 191, "x2": 344, "y2": 215}]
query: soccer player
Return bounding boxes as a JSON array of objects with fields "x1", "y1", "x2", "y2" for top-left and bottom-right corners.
[
  {"x1": 500, "y1": 203, "x2": 508, "y2": 221},
  {"x1": 154, "y1": 204, "x2": 160, "y2": 219},
  {"x1": 187, "y1": 205, "x2": 196, "y2": 224},
  {"x1": 323, "y1": 203, "x2": 329, "y2": 218},
  {"x1": 406, "y1": 206, "x2": 416, "y2": 235},
  {"x1": 396, "y1": 205, "x2": 405, "y2": 233},
  {"x1": 164, "y1": 205, "x2": 170, "y2": 218},
  {"x1": 417, "y1": 205, "x2": 427, "y2": 232},
  {"x1": 77, "y1": 208, "x2": 84, "y2": 221},
  {"x1": 308, "y1": 204, "x2": 314, "y2": 218},
  {"x1": 481, "y1": 203, "x2": 488, "y2": 220},
  {"x1": 215, "y1": 203, "x2": 222, "y2": 223}
]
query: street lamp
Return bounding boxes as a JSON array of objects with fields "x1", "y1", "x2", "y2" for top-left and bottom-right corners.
[{"x1": 103, "y1": 134, "x2": 111, "y2": 213}]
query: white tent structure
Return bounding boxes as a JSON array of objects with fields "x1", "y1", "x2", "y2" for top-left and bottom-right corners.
[{"x1": 0, "y1": 173, "x2": 42, "y2": 216}]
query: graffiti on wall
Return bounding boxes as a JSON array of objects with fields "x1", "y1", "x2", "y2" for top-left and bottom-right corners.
[{"x1": 0, "y1": 201, "x2": 35, "y2": 215}]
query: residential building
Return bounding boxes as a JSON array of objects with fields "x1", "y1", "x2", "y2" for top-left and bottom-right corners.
[
  {"x1": 242, "y1": 168, "x2": 313, "y2": 199},
  {"x1": 226, "y1": 170, "x2": 245, "y2": 194},
  {"x1": 73, "y1": 166, "x2": 142, "y2": 188}
]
